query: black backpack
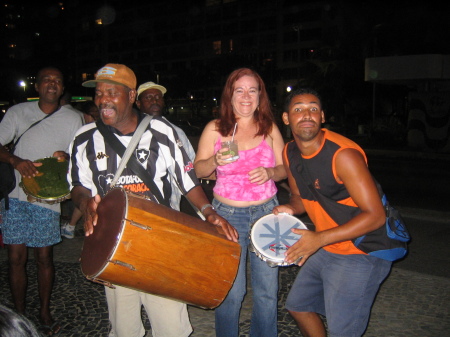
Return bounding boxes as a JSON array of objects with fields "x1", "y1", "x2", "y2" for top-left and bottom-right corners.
[{"x1": 0, "y1": 160, "x2": 15, "y2": 210}]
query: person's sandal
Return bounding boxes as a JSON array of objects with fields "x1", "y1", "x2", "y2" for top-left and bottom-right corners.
[{"x1": 39, "y1": 322, "x2": 61, "y2": 336}]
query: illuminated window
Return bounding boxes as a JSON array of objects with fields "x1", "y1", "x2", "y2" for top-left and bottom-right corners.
[{"x1": 213, "y1": 40, "x2": 221, "y2": 55}]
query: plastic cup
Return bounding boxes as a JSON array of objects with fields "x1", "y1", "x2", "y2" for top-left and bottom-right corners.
[{"x1": 221, "y1": 141, "x2": 239, "y2": 161}]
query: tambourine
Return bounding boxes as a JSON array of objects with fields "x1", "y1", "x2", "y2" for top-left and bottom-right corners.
[
  {"x1": 20, "y1": 157, "x2": 71, "y2": 204},
  {"x1": 250, "y1": 213, "x2": 308, "y2": 267}
]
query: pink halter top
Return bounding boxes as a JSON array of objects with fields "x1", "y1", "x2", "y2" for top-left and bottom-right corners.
[{"x1": 213, "y1": 137, "x2": 277, "y2": 202}]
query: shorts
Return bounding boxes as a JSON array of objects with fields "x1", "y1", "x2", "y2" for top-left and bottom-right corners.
[
  {"x1": 285, "y1": 248, "x2": 391, "y2": 337},
  {"x1": 0, "y1": 198, "x2": 61, "y2": 247}
]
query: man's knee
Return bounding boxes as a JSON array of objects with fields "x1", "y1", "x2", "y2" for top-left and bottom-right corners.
[
  {"x1": 34, "y1": 247, "x2": 54, "y2": 267},
  {"x1": 7, "y1": 245, "x2": 27, "y2": 267},
  {"x1": 288, "y1": 310, "x2": 326, "y2": 337},
  {"x1": 288, "y1": 310, "x2": 321, "y2": 326},
  {"x1": 288, "y1": 309, "x2": 307, "y2": 321}
]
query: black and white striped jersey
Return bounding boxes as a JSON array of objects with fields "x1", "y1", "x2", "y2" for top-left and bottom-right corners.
[{"x1": 68, "y1": 114, "x2": 199, "y2": 210}]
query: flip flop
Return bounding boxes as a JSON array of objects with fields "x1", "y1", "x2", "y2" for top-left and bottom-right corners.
[{"x1": 39, "y1": 322, "x2": 61, "y2": 336}]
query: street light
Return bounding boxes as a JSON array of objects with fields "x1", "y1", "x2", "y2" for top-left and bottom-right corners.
[{"x1": 19, "y1": 81, "x2": 26, "y2": 92}]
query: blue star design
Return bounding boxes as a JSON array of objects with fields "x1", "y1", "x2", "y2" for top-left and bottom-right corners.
[{"x1": 259, "y1": 218, "x2": 301, "y2": 256}]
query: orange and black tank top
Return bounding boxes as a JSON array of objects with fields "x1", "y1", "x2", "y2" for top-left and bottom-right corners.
[{"x1": 283, "y1": 129, "x2": 368, "y2": 255}]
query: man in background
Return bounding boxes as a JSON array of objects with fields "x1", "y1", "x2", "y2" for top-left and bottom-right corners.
[
  {"x1": 135, "y1": 81, "x2": 195, "y2": 161},
  {"x1": 60, "y1": 91, "x2": 85, "y2": 124},
  {"x1": 59, "y1": 91, "x2": 85, "y2": 239},
  {"x1": 0, "y1": 66, "x2": 82, "y2": 336}
]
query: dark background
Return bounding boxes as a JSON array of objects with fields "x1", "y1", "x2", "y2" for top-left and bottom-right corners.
[{"x1": 2, "y1": 0, "x2": 450, "y2": 144}]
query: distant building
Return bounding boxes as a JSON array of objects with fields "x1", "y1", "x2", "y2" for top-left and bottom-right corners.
[
  {"x1": 366, "y1": 55, "x2": 450, "y2": 152},
  {"x1": 3, "y1": 1, "x2": 450, "y2": 151}
]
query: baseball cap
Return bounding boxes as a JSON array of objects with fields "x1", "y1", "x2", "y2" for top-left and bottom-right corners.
[
  {"x1": 82, "y1": 64, "x2": 136, "y2": 89},
  {"x1": 137, "y1": 81, "x2": 167, "y2": 98}
]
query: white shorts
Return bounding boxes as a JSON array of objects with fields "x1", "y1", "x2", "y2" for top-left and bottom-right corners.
[{"x1": 105, "y1": 285, "x2": 192, "y2": 337}]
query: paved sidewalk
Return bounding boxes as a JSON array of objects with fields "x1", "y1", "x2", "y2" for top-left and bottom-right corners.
[
  {"x1": 1, "y1": 227, "x2": 449, "y2": 336},
  {"x1": 1, "y1": 162, "x2": 449, "y2": 336}
]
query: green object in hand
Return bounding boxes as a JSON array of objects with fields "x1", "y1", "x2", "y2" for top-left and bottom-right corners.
[
  {"x1": 223, "y1": 150, "x2": 235, "y2": 156},
  {"x1": 22, "y1": 157, "x2": 70, "y2": 199}
]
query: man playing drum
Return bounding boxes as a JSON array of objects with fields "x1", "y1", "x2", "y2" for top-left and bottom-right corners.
[
  {"x1": 0, "y1": 66, "x2": 83, "y2": 336},
  {"x1": 68, "y1": 63, "x2": 238, "y2": 337},
  {"x1": 274, "y1": 88, "x2": 392, "y2": 337}
]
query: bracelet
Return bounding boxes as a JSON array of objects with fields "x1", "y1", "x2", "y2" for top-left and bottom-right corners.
[{"x1": 200, "y1": 203, "x2": 215, "y2": 214}]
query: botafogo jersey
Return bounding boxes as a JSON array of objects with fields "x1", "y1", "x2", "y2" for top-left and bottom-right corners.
[{"x1": 68, "y1": 114, "x2": 198, "y2": 210}]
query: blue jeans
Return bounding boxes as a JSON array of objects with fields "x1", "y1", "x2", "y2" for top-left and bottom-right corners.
[{"x1": 212, "y1": 197, "x2": 279, "y2": 337}]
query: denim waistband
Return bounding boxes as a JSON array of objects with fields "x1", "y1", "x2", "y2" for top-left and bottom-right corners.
[{"x1": 212, "y1": 195, "x2": 278, "y2": 214}]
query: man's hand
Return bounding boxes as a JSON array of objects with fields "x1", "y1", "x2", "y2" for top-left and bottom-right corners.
[
  {"x1": 204, "y1": 211, "x2": 239, "y2": 243},
  {"x1": 82, "y1": 194, "x2": 101, "y2": 236},
  {"x1": 52, "y1": 151, "x2": 69, "y2": 161},
  {"x1": 284, "y1": 229, "x2": 323, "y2": 266},
  {"x1": 13, "y1": 157, "x2": 41, "y2": 178}
]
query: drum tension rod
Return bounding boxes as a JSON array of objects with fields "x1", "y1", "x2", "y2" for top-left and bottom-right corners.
[
  {"x1": 86, "y1": 277, "x2": 116, "y2": 289},
  {"x1": 127, "y1": 219, "x2": 152, "y2": 230},
  {"x1": 109, "y1": 260, "x2": 136, "y2": 271}
]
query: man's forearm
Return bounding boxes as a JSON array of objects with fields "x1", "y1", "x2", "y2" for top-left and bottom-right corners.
[
  {"x1": 289, "y1": 194, "x2": 307, "y2": 215},
  {"x1": 0, "y1": 145, "x2": 16, "y2": 165},
  {"x1": 71, "y1": 186, "x2": 92, "y2": 212}
]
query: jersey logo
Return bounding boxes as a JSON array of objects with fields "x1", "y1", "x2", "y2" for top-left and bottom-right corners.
[
  {"x1": 176, "y1": 139, "x2": 184, "y2": 148},
  {"x1": 184, "y1": 161, "x2": 194, "y2": 172},
  {"x1": 314, "y1": 178, "x2": 320, "y2": 189},
  {"x1": 135, "y1": 148, "x2": 150, "y2": 164},
  {"x1": 98, "y1": 173, "x2": 115, "y2": 194},
  {"x1": 96, "y1": 152, "x2": 109, "y2": 160}
]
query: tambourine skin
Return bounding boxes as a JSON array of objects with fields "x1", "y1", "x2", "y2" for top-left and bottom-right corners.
[
  {"x1": 20, "y1": 157, "x2": 70, "y2": 204},
  {"x1": 250, "y1": 213, "x2": 307, "y2": 267}
]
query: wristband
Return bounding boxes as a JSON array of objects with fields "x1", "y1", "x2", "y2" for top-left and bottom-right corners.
[{"x1": 200, "y1": 203, "x2": 215, "y2": 214}]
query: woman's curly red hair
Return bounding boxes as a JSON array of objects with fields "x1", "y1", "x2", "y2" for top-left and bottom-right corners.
[{"x1": 216, "y1": 68, "x2": 274, "y2": 137}]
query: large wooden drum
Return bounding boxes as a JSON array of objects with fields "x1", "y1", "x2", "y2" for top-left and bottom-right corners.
[{"x1": 80, "y1": 187, "x2": 240, "y2": 309}]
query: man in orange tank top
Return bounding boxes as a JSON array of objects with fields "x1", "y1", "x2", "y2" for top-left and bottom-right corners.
[{"x1": 274, "y1": 88, "x2": 392, "y2": 337}]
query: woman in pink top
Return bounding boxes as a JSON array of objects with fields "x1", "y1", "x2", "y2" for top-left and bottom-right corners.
[{"x1": 194, "y1": 68, "x2": 286, "y2": 337}]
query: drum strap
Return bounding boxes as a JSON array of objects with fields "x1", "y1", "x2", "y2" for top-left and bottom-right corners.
[
  {"x1": 110, "y1": 115, "x2": 153, "y2": 187},
  {"x1": 96, "y1": 117, "x2": 170, "y2": 208}
]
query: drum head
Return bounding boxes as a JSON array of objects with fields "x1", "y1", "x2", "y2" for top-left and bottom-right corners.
[
  {"x1": 20, "y1": 157, "x2": 70, "y2": 201},
  {"x1": 251, "y1": 213, "x2": 307, "y2": 266},
  {"x1": 80, "y1": 188, "x2": 127, "y2": 277}
]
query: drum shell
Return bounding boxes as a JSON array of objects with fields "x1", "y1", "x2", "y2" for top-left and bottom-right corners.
[{"x1": 80, "y1": 188, "x2": 240, "y2": 309}]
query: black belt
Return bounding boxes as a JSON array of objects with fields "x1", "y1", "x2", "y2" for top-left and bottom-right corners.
[{"x1": 200, "y1": 179, "x2": 215, "y2": 185}]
